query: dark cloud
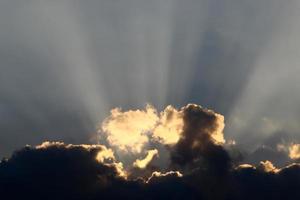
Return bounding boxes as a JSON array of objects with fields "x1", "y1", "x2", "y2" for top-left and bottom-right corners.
[
  {"x1": 0, "y1": 143, "x2": 124, "y2": 199},
  {"x1": 170, "y1": 104, "x2": 231, "y2": 176},
  {"x1": 1, "y1": 138, "x2": 299, "y2": 199},
  {"x1": 230, "y1": 164, "x2": 300, "y2": 200}
]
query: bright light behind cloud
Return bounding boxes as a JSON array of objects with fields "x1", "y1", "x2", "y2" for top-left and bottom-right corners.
[
  {"x1": 152, "y1": 105, "x2": 183, "y2": 145},
  {"x1": 101, "y1": 105, "x2": 158, "y2": 154},
  {"x1": 258, "y1": 160, "x2": 279, "y2": 173},
  {"x1": 289, "y1": 144, "x2": 300, "y2": 160},
  {"x1": 133, "y1": 149, "x2": 159, "y2": 169},
  {"x1": 206, "y1": 110, "x2": 225, "y2": 144},
  {"x1": 100, "y1": 104, "x2": 225, "y2": 157},
  {"x1": 101, "y1": 104, "x2": 183, "y2": 155}
]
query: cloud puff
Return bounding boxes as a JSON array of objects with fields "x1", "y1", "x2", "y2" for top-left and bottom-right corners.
[
  {"x1": 289, "y1": 144, "x2": 300, "y2": 160},
  {"x1": 258, "y1": 160, "x2": 280, "y2": 173},
  {"x1": 169, "y1": 104, "x2": 228, "y2": 172},
  {"x1": 99, "y1": 104, "x2": 228, "y2": 175},
  {"x1": 152, "y1": 105, "x2": 184, "y2": 145},
  {"x1": 100, "y1": 104, "x2": 185, "y2": 156},
  {"x1": 101, "y1": 104, "x2": 159, "y2": 154},
  {"x1": 100, "y1": 103, "x2": 225, "y2": 155}
]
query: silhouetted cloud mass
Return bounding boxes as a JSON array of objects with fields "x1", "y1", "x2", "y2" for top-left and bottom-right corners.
[
  {"x1": 1, "y1": 104, "x2": 300, "y2": 200},
  {"x1": 1, "y1": 142, "x2": 300, "y2": 200}
]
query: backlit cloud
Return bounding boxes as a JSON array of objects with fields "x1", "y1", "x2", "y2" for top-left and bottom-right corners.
[
  {"x1": 1, "y1": 104, "x2": 300, "y2": 199},
  {"x1": 133, "y1": 149, "x2": 159, "y2": 169},
  {"x1": 101, "y1": 104, "x2": 158, "y2": 154},
  {"x1": 152, "y1": 105, "x2": 183, "y2": 145},
  {"x1": 289, "y1": 144, "x2": 300, "y2": 160},
  {"x1": 100, "y1": 104, "x2": 225, "y2": 157},
  {"x1": 258, "y1": 160, "x2": 279, "y2": 173}
]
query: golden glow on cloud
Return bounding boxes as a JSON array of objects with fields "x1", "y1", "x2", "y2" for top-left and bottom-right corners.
[
  {"x1": 100, "y1": 103, "x2": 226, "y2": 156},
  {"x1": 36, "y1": 141, "x2": 104, "y2": 150},
  {"x1": 98, "y1": 103, "x2": 227, "y2": 178},
  {"x1": 96, "y1": 147, "x2": 115, "y2": 163},
  {"x1": 275, "y1": 143, "x2": 300, "y2": 160},
  {"x1": 133, "y1": 149, "x2": 159, "y2": 169},
  {"x1": 36, "y1": 141, "x2": 65, "y2": 149},
  {"x1": 152, "y1": 105, "x2": 183, "y2": 145},
  {"x1": 236, "y1": 161, "x2": 300, "y2": 174},
  {"x1": 210, "y1": 113, "x2": 225, "y2": 144},
  {"x1": 289, "y1": 144, "x2": 300, "y2": 160},
  {"x1": 31, "y1": 99, "x2": 300, "y2": 184},
  {"x1": 95, "y1": 146, "x2": 127, "y2": 178},
  {"x1": 258, "y1": 160, "x2": 279, "y2": 173},
  {"x1": 146, "y1": 171, "x2": 183, "y2": 183},
  {"x1": 101, "y1": 104, "x2": 159, "y2": 153},
  {"x1": 101, "y1": 104, "x2": 185, "y2": 154},
  {"x1": 151, "y1": 170, "x2": 183, "y2": 178},
  {"x1": 236, "y1": 164, "x2": 256, "y2": 170},
  {"x1": 97, "y1": 151, "x2": 127, "y2": 178}
]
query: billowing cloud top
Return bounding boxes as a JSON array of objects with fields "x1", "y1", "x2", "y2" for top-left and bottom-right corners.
[
  {"x1": 100, "y1": 104, "x2": 225, "y2": 154},
  {"x1": 101, "y1": 105, "x2": 159, "y2": 153}
]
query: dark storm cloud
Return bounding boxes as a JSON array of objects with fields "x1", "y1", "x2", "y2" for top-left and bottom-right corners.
[{"x1": 1, "y1": 142, "x2": 300, "y2": 200}]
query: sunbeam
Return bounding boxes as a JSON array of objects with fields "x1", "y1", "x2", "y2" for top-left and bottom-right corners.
[
  {"x1": 1, "y1": 1, "x2": 300, "y2": 199},
  {"x1": 227, "y1": 0, "x2": 300, "y2": 149}
]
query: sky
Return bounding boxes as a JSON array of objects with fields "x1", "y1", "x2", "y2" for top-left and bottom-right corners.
[
  {"x1": 1, "y1": 1, "x2": 300, "y2": 199},
  {"x1": 1, "y1": 0, "x2": 300, "y2": 156}
]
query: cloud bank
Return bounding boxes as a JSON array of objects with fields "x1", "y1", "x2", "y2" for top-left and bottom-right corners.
[{"x1": 1, "y1": 104, "x2": 300, "y2": 200}]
